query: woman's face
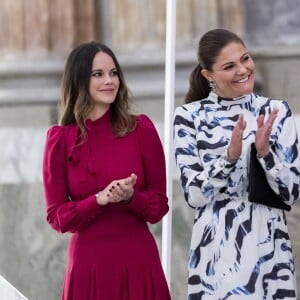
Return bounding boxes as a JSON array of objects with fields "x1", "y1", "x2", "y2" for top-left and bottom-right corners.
[
  {"x1": 202, "y1": 42, "x2": 255, "y2": 98},
  {"x1": 89, "y1": 51, "x2": 120, "y2": 114}
]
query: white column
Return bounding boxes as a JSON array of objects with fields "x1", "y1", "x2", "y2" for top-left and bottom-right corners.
[{"x1": 162, "y1": 0, "x2": 176, "y2": 287}]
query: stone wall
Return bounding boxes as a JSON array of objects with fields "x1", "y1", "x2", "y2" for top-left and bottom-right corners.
[
  {"x1": 252, "y1": 47, "x2": 300, "y2": 113},
  {"x1": 0, "y1": 0, "x2": 95, "y2": 58},
  {"x1": 244, "y1": 0, "x2": 300, "y2": 47}
]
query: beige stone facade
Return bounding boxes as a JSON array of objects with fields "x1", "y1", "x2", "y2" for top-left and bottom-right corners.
[
  {"x1": 0, "y1": 0, "x2": 95, "y2": 58},
  {"x1": 0, "y1": 0, "x2": 245, "y2": 57}
]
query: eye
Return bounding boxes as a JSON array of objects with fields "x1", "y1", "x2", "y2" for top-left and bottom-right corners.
[
  {"x1": 223, "y1": 64, "x2": 233, "y2": 70},
  {"x1": 110, "y1": 69, "x2": 118, "y2": 76},
  {"x1": 91, "y1": 71, "x2": 103, "y2": 77},
  {"x1": 242, "y1": 55, "x2": 250, "y2": 61}
]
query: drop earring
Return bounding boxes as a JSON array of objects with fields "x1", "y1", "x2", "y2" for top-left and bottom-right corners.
[{"x1": 209, "y1": 80, "x2": 217, "y2": 93}]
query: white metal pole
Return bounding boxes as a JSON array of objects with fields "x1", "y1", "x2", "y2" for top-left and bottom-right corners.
[{"x1": 162, "y1": 0, "x2": 176, "y2": 287}]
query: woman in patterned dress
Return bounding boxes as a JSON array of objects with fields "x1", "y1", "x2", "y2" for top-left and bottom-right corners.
[
  {"x1": 173, "y1": 28, "x2": 299, "y2": 299},
  {"x1": 42, "y1": 42, "x2": 171, "y2": 300}
]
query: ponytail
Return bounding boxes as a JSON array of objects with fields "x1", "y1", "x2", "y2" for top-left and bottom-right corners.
[{"x1": 184, "y1": 64, "x2": 210, "y2": 104}]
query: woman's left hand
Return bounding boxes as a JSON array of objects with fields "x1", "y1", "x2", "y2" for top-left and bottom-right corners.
[
  {"x1": 255, "y1": 108, "x2": 279, "y2": 158},
  {"x1": 110, "y1": 173, "x2": 137, "y2": 203}
]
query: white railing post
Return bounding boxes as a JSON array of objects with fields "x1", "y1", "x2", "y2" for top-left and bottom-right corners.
[{"x1": 162, "y1": 0, "x2": 176, "y2": 288}]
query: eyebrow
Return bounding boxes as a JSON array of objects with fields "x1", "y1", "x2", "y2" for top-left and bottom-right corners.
[{"x1": 91, "y1": 67, "x2": 117, "y2": 73}]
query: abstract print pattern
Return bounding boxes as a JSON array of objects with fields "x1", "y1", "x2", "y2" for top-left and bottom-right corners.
[{"x1": 173, "y1": 92, "x2": 300, "y2": 299}]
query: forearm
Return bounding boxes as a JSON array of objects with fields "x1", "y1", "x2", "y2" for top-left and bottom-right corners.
[
  {"x1": 46, "y1": 194, "x2": 106, "y2": 233},
  {"x1": 127, "y1": 189, "x2": 169, "y2": 224}
]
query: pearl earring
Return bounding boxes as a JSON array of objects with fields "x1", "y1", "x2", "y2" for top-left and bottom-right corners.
[{"x1": 209, "y1": 80, "x2": 217, "y2": 93}]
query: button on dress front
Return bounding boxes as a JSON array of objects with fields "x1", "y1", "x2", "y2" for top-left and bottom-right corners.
[{"x1": 42, "y1": 110, "x2": 171, "y2": 300}]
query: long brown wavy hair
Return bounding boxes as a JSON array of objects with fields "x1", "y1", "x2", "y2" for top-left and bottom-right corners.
[{"x1": 60, "y1": 41, "x2": 136, "y2": 138}]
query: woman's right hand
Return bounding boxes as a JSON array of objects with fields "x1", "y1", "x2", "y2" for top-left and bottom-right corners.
[
  {"x1": 96, "y1": 173, "x2": 137, "y2": 205},
  {"x1": 227, "y1": 114, "x2": 246, "y2": 161}
]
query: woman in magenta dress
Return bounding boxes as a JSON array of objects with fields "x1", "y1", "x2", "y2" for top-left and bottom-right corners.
[{"x1": 42, "y1": 41, "x2": 171, "y2": 300}]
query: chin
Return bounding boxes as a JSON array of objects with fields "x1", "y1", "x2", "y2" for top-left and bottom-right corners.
[{"x1": 237, "y1": 84, "x2": 254, "y2": 97}]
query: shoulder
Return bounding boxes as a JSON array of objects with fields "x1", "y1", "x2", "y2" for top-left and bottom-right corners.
[
  {"x1": 43, "y1": 126, "x2": 65, "y2": 158},
  {"x1": 136, "y1": 114, "x2": 157, "y2": 132},
  {"x1": 45, "y1": 124, "x2": 79, "y2": 152},
  {"x1": 174, "y1": 101, "x2": 202, "y2": 122},
  {"x1": 254, "y1": 94, "x2": 292, "y2": 115},
  {"x1": 254, "y1": 94, "x2": 288, "y2": 107},
  {"x1": 135, "y1": 114, "x2": 162, "y2": 142},
  {"x1": 46, "y1": 125, "x2": 64, "y2": 142},
  {"x1": 174, "y1": 101, "x2": 201, "y2": 114},
  {"x1": 173, "y1": 102, "x2": 202, "y2": 130},
  {"x1": 46, "y1": 124, "x2": 77, "y2": 139}
]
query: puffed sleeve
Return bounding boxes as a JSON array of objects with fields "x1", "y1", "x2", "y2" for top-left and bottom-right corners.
[
  {"x1": 126, "y1": 115, "x2": 169, "y2": 224},
  {"x1": 42, "y1": 126, "x2": 106, "y2": 233}
]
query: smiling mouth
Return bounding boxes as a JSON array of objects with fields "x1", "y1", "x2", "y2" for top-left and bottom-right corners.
[
  {"x1": 101, "y1": 89, "x2": 114, "y2": 92},
  {"x1": 234, "y1": 75, "x2": 250, "y2": 83}
]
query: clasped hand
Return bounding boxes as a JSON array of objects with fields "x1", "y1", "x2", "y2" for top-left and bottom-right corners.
[
  {"x1": 227, "y1": 108, "x2": 279, "y2": 161},
  {"x1": 96, "y1": 173, "x2": 137, "y2": 205}
]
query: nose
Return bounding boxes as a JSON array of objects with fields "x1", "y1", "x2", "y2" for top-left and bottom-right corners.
[
  {"x1": 104, "y1": 74, "x2": 113, "y2": 84},
  {"x1": 236, "y1": 63, "x2": 247, "y2": 75}
]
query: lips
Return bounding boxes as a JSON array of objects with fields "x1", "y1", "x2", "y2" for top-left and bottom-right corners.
[
  {"x1": 101, "y1": 89, "x2": 114, "y2": 92},
  {"x1": 238, "y1": 76, "x2": 248, "y2": 83},
  {"x1": 234, "y1": 76, "x2": 249, "y2": 83}
]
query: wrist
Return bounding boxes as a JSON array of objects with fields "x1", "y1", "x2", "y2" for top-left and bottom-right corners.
[
  {"x1": 225, "y1": 149, "x2": 238, "y2": 163},
  {"x1": 257, "y1": 151, "x2": 269, "y2": 159},
  {"x1": 124, "y1": 194, "x2": 133, "y2": 204}
]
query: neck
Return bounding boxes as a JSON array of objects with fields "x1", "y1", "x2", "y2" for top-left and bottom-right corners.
[{"x1": 87, "y1": 106, "x2": 110, "y2": 121}]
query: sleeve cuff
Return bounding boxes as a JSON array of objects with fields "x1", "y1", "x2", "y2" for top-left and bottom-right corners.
[
  {"x1": 258, "y1": 150, "x2": 276, "y2": 170},
  {"x1": 76, "y1": 194, "x2": 106, "y2": 219},
  {"x1": 126, "y1": 190, "x2": 147, "y2": 213}
]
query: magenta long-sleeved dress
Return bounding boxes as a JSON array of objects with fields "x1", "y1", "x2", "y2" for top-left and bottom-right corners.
[{"x1": 42, "y1": 110, "x2": 171, "y2": 300}]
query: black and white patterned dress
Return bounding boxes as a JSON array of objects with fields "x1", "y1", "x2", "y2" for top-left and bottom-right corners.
[{"x1": 173, "y1": 91, "x2": 299, "y2": 299}]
